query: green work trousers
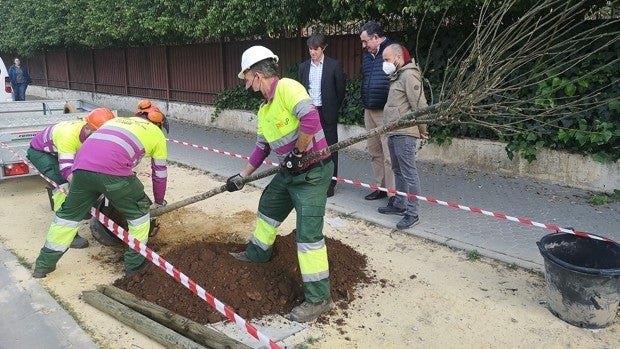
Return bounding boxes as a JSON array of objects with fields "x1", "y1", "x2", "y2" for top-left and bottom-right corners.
[
  {"x1": 246, "y1": 160, "x2": 333, "y2": 303},
  {"x1": 26, "y1": 147, "x2": 68, "y2": 210},
  {"x1": 34, "y1": 170, "x2": 152, "y2": 275}
]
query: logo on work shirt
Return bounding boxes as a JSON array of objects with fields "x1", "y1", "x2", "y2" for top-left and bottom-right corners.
[{"x1": 275, "y1": 118, "x2": 290, "y2": 129}]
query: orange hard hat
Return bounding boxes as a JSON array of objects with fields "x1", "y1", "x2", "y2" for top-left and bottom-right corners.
[
  {"x1": 135, "y1": 99, "x2": 153, "y2": 115},
  {"x1": 147, "y1": 108, "x2": 165, "y2": 123},
  {"x1": 85, "y1": 108, "x2": 115, "y2": 129},
  {"x1": 149, "y1": 108, "x2": 169, "y2": 133}
]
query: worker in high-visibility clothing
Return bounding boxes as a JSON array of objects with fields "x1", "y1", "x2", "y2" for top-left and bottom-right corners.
[
  {"x1": 226, "y1": 46, "x2": 334, "y2": 322},
  {"x1": 27, "y1": 107, "x2": 116, "y2": 249},
  {"x1": 32, "y1": 103, "x2": 169, "y2": 278}
]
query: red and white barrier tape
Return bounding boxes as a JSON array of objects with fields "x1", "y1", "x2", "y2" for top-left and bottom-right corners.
[
  {"x1": 167, "y1": 138, "x2": 280, "y2": 167},
  {"x1": 0, "y1": 140, "x2": 282, "y2": 349},
  {"x1": 165, "y1": 137, "x2": 616, "y2": 243},
  {"x1": 92, "y1": 208, "x2": 281, "y2": 349},
  {"x1": 342, "y1": 181, "x2": 614, "y2": 243}
]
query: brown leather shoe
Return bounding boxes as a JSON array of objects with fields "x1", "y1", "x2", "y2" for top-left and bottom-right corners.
[{"x1": 365, "y1": 190, "x2": 387, "y2": 200}]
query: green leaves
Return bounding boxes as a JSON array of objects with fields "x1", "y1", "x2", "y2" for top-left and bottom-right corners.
[{"x1": 1, "y1": 0, "x2": 617, "y2": 165}]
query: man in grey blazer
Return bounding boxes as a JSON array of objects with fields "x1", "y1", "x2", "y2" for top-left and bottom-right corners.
[{"x1": 298, "y1": 33, "x2": 346, "y2": 197}]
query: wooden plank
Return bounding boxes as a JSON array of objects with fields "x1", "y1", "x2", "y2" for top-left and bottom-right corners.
[
  {"x1": 97, "y1": 285, "x2": 251, "y2": 349},
  {"x1": 82, "y1": 290, "x2": 207, "y2": 349}
]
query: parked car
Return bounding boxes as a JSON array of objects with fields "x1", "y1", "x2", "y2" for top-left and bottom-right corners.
[{"x1": 0, "y1": 57, "x2": 12, "y2": 101}]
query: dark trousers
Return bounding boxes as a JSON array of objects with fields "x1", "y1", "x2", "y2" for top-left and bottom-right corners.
[
  {"x1": 317, "y1": 108, "x2": 338, "y2": 188},
  {"x1": 11, "y1": 83, "x2": 27, "y2": 101}
]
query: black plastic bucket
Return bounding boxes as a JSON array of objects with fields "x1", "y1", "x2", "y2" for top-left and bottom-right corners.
[{"x1": 537, "y1": 232, "x2": 620, "y2": 328}]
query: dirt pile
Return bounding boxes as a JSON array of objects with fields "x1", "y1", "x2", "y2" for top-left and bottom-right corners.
[{"x1": 114, "y1": 209, "x2": 374, "y2": 324}]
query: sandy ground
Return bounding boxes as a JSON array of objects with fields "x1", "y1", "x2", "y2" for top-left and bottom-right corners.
[{"x1": 0, "y1": 162, "x2": 618, "y2": 349}]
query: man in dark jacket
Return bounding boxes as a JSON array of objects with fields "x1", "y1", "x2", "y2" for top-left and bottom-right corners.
[
  {"x1": 298, "y1": 33, "x2": 346, "y2": 197},
  {"x1": 359, "y1": 21, "x2": 396, "y2": 204},
  {"x1": 8, "y1": 58, "x2": 32, "y2": 101}
]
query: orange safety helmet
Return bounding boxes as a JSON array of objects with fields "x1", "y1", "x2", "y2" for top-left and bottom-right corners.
[
  {"x1": 148, "y1": 109, "x2": 165, "y2": 123},
  {"x1": 135, "y1": 99, "x2": 153, "y2": 115},
  {"x1": 85, "y1": 108, "x2": 115, "y2": 129},
  {"x1": 141, "y1": 106, "x2": 170, "y2": 133}
]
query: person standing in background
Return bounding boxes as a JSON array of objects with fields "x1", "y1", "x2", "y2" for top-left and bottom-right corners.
[
  {"x1": 379, "y1": 43, "x2": 429, "y2": 229},
  {"x1": 8, "y1": 58, "x2": 32, "y2": 101},
  {"x1": 298, "y1": 33, "x2": 346, "y2": 197},
  {"x1": 359, "y1": 21, "x2": 396, "y2": 204}
]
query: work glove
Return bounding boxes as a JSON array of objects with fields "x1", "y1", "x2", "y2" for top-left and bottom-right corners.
[
  {"x1": 150, "y1": 199, "x2": 167, "y2": 210},
  {"x1": 226, "y1": 173, "x2": 245, "y2": 192},
  {"x1": 282, "y1": 152, "x2": 304, "y2": 172}
]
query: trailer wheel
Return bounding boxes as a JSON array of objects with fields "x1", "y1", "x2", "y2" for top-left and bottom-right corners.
[
  {"x1": 63, "y1": 102, "x2": 77, "y2": 114},
  {"x1": 90, "y1": 197, "x2": 125, "y2": 246}
]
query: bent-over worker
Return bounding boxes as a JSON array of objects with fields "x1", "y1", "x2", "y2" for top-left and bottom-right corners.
[
  {"x1": 32, "y1": 103, "x2": 168, "y2": 278},
  {"x1": 27, "y1": 107, "x2": 116, "y2": 248}
]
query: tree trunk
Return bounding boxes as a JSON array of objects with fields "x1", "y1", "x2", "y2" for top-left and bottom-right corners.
[
  {"x1": 97, "y1": 285, "x2": 250, "y2": 349},
  {"x1": 82, "y1": 290, "x2": 207, "y2": 349}
]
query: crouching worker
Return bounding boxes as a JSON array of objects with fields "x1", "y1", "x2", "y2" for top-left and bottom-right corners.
[
  {"x1": 27, "y1": 108, "x2": 116, "y2": 248},
  {"x1": 32, "y1": 104, "x2": 169, "y2": 278}
]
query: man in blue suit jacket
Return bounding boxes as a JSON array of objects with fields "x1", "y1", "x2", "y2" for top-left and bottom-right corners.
[{"x1": 298, "y1": 33, "x2": 346, "y2": 197}]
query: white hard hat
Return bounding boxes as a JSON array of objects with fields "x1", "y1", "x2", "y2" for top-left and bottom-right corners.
[{"x1": 238, "y1": 46, "x2": 279, "y2": 79}]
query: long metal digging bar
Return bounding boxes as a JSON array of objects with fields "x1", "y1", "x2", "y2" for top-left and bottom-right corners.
[{"x1": 150, "y1": 102, "x2": 446, "y2": 218}]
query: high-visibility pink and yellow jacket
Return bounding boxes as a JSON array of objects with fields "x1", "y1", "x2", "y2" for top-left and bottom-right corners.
[
  {"x1": 248, "y1": 77, "x2": 329, "y2": 169},
  {"x1": 30, "y1": 119, "x2": 89, "y2": 181},
  {"x1": 73, "y1": 117, "x2": 168, "y2": 203}
]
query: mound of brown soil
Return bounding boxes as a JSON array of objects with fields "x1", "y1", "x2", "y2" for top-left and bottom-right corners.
[{"x1": 114, "y1": 230, "x2": 374, "y2": 324}]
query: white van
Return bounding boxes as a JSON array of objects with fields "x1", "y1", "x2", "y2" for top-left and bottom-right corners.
[{"x1": 0, "y1": 57, "x2": 13, "y2": 101}]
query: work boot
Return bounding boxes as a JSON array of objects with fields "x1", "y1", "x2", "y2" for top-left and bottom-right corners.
[
  {"x1": 378, "y1": 196, "x2": 405, "y2": 215},
  {"x1": 326, "y1": 186, "x2": 335, "y2": 198},
  {"x1": 33, "y1": 247, "x2": 65, "y2": 278},
  {"x1": 45, "y1": 186, "x2": 54, "y2": 211},
  {"x1": 124, "y1": 261, "x2": 147, "y2": 277},
  {"x1": 32, "y1": 270, "x2": 49, "y2": 279},
  {"x1": 124, "y1": 249, "x2": 147, "y2": 276},
  {"x1": 396, "y1": 215, "x2": 420, "y2": 230},
  {"x1": 70, "y1": 234, "x2": 89, "y2": 249},
  {"x1": 288, "y1": 298, "x2": 334, "y2": 323},
  {"x1": 229, "y1": 251, "x2": 253, "y2": 262}
]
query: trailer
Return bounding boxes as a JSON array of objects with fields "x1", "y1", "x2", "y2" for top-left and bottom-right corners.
[{"x1": 0, "y1": 99, "x2": 106, "y2": 180}]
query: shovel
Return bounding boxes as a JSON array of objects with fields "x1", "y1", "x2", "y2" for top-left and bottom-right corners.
[
  {"x1": 91, "y1": 104, "x2": 442, "y2": 246},
  {"x1": 150, "y1": 104, "x2": 442, "y2": 218}
]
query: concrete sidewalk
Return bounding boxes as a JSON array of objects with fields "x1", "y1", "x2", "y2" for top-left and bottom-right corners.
[
  {"x1": 0, "y1": 244, "x2": 97, "y2": 349},
  {"x1": 1, "y1": 118, "x2": 617, "y2": 348},
  {"x1": 165, "y1": 120, "x2": 619, "y2": 271}
]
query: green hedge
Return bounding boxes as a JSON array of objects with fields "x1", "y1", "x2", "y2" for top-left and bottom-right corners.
[{"x1": 214, "y1": 27, "x2": 619, "y2": 163}]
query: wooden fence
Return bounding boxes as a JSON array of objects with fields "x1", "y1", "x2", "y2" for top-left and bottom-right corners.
[{"x1": 2, "y1": 35, "x2": 365, "y2": 105}]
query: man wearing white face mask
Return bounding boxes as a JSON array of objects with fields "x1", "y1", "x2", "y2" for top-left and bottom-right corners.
[
  {"x1": 379, "y1": 43, "x2": 429, "y2": 230},
  {"x1": 226, "y1": 45, "x2": 335, "y2": 323}
]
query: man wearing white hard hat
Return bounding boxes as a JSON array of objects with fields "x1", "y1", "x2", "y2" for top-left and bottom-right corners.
[{"x1": 227, "y1": 45, "x2": 334, "y2": 323}]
